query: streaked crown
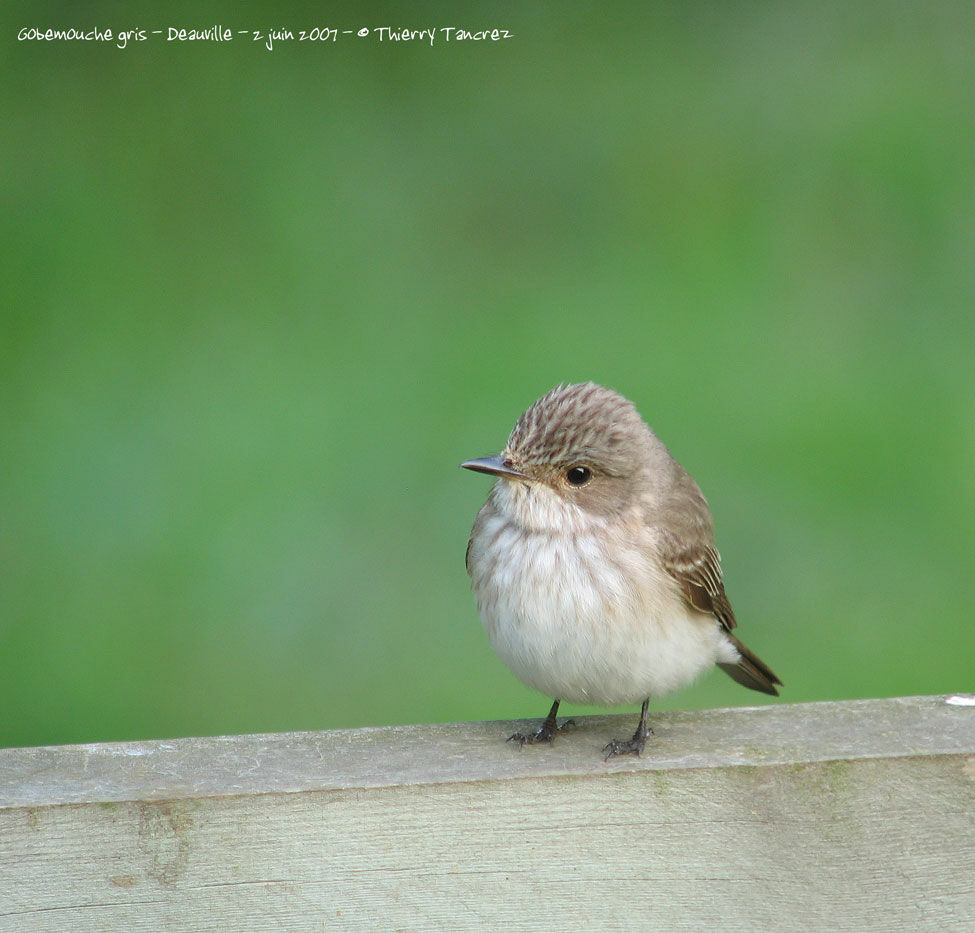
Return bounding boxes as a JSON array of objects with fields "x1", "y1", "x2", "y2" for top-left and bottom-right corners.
[{"x1": 504, "y1": 382, "x2": 652, "y2": 477}]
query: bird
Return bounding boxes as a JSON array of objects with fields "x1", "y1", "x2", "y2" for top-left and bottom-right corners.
[{"x1": 461, "y1": 382, "x2": 781, "y2": 758}]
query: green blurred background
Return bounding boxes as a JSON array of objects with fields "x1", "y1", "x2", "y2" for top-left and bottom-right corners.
[{"x1": 3, "y1": 2, "x2": 973, "y2": 749}]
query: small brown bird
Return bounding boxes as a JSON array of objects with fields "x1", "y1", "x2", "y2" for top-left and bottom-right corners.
[{"x1": 462, "y1": 382, "x2": 781, "y2": 758}]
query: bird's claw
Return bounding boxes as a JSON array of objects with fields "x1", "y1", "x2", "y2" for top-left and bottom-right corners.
[
  {"x1": 602, "y1": 724, "x2": 652, "y2": 760},
  {"x1": 602, "y1": 737, "x2": 644, "y2": 759},
  {"x1": 507, "y1": 718, "x2": 576, "y2": 748}
]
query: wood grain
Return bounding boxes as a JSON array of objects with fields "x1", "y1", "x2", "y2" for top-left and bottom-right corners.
[{"x1": 1, "y1": 696, "x2": 973, "y2": 932}]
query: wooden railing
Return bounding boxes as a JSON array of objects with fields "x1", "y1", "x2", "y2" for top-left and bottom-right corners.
[{"x1": 1, "y1": 696, "x2": 973, "y2": 931}]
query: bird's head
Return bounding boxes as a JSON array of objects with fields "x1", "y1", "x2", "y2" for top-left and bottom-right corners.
[{"x1": 462, "y1": 382, "x2": 663, "y2": 532}]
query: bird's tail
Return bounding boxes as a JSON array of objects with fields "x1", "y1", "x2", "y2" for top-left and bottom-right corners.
[{"x1": 717, "y1": 633, "x2": 782, "y2": 696}]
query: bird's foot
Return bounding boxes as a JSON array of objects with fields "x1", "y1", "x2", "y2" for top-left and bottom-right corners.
[
  {"x1": 602, "y1": 731, "x2": 651, "y2": 759},
  {"x1": 507, "y1": 717, "x2": 576, "y2": 747},
  {"x1": 603, "y1": 706, "x2": 653, "y2": 760}
]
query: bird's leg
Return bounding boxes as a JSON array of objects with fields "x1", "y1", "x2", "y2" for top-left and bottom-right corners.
[
  {"x1": 508, "y1": 699, "x2": 576, "y2": 747},
  {"x1": 603, "y1": 699, "x2": 652, "y2": 759}
]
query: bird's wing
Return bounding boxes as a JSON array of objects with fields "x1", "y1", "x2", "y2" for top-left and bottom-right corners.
[
  {"x1": 657, "y1": 499, "x2": 782, "y2": 694},
  {"x1": 660, "y1": 537, "x2": 738, "y2": 632}
]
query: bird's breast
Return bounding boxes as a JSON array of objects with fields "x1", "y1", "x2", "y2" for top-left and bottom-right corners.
[{"x1": 467, "y1": 507, "x2": 723, "y2": 705}]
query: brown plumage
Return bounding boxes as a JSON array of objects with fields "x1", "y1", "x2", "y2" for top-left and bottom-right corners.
[{"x1": 463, "y1": 382, "x2": 782, "y2": 757}]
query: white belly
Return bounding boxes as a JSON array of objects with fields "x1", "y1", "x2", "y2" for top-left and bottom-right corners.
[{"x1": 470, "y1": 514, "x2": 734, "y2": 706}]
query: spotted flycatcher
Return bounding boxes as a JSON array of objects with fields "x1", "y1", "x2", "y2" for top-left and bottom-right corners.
[{"x1": 462, "y1": 382, "x2": 781, "y2": 758}]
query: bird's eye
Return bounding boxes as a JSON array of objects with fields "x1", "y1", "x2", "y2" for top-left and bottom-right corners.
[{"x1": 565, "y1": 466, "x2": 592, "y2": 487}]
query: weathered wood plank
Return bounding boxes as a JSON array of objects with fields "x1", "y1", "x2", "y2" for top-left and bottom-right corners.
[{"x1": 1, "y1": 697, "x2": 973, "y2": 932}]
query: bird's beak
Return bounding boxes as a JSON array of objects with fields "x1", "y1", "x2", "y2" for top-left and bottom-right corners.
[{"x1": 460, "y1": 455, "x2": 528, "y2": 479}]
